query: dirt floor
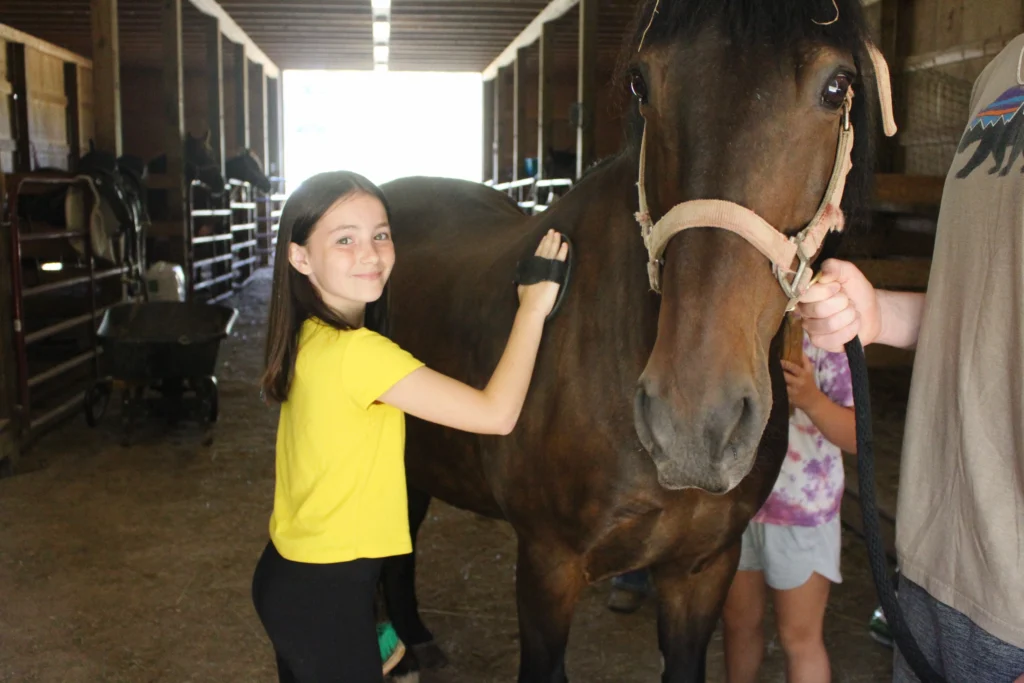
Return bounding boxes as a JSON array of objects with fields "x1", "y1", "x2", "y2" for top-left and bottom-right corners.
[{"x1": 0, "y1": 268, "x2": 908, "y2": 682}]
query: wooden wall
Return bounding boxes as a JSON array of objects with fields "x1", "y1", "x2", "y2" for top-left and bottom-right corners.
[
  {"x1": 26, "y1": 47, "x2": 71, "y2": 168},
  {"x1": 120, "y1": 66, "x2": 208, "y2": 162},
  {"x1": 1, "y1": 26, "x2": 94, "y2": 172}
]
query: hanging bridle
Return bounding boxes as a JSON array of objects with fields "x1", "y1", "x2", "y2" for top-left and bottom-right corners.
[{"x1": 634, "y1": 43, "x2": 898, "y2": 310}]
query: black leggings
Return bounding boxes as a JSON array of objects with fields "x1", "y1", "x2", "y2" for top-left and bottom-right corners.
[{"x1": 252, "y1": 541, "x2": 384, "y2": 683}]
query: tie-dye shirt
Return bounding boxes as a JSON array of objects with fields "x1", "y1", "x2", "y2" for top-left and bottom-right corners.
[{"x1": 753, "y1": 332, "x2": 854, "y2": 527}]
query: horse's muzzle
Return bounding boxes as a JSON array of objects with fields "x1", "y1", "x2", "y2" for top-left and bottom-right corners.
[{"x1": 633, "y1": 379, "x2": 762, "y2": 493}]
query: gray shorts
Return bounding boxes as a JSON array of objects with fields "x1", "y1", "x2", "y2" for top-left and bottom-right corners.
[
  {"x1": 737, "y1": 515, "x2": 842, "y2": 591},
  {"x1": 892, "y1": 576, "x2": 1024, "y2": 683}
]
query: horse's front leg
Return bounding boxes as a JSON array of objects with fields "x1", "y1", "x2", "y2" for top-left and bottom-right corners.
[
  {"x1": 652, "y1": 545, "x2": 741, "y2": 683},
  {"x1": 515, "y1": 539, "x2": 585, "y2": 683}
]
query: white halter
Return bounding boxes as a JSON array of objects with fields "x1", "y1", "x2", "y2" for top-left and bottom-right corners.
[{"x1": 635, "y1": 43, "x2": 898, "y2": 310}]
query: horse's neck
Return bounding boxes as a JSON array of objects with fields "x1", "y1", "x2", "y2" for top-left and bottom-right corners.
[
  {"x1": 551, "y1": 154, "x2": 646, "y2": 276},
  {"x1": 542, "y1": 153, "x2": 658, "y2": 344}
]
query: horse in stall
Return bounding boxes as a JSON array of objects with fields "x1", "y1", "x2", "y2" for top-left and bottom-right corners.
[
  {"x1": 146, "y1": 130, "x2": 272, "y2": 195},
  {"x1": 145, "y1": 131, "x2": 271, "y2": 247},
  {"x1": 379, "y1": 1, "x2": 893, "y2": 681}
]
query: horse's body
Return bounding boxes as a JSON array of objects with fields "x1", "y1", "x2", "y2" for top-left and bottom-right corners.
[
  {"x1": 382, "y1": 166, "x2": 788, "y2": 682},
  {"x1": 381, "y1": 2, "x2": 879, "y2": 681}
]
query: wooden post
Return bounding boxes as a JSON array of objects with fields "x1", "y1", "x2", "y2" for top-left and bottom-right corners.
[
  {"x1": 162, "y1": 0, "x2": 187, "y2": 269},
  {"x1": 537, "y1": 22, "x2": 555, "y2": 179},
  {"x1": 266, "y1": 77, "x2": 280, "y2": 176},
  {"x1": 513, "y1": 46, "x2": 529, "y2": 181},
  {"x1": 233, "y1": 42, "x2": 250, "y2": 151},
  {"x1": 7, "y1": 43, "x2": 29, "y2": 172},
  {"x1": 483, "y1": 78, "x2": 495, "y2": 182},
  {"x1": 63, "y1": 63, "x2": 80, "y2": 168},
  {"x1": 493, "y1": 68, "x2": 503, "y2": 182},
  {"x1": 90, "y1": 0, "x2": 121, "y2": 156},
  {"x1": 0, "y1": 174, "x2": 18, "y2": 465},
  {"x1": 275, "y1": 75, "x2": 284, "y2": 179},
  {"x1": 576, "y1": 0, "x2": 596, "y2": 179},
  {"x1": 250, "y1": 61, "x2": 268, "y2": 168},
  {"x1": 879, "y1": 0, "x2": 912, "y2": 173},
  {"x1": 205, "y1": 16, "x2": 225, "y2": 174}
]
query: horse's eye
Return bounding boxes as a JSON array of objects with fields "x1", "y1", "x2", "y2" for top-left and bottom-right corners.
[
  {"x1": 629, "y1": 70, "x2": 648, "y2": 104},
  {"x1": 821, "y1": 72, "x2": 852, "y2": 109}
]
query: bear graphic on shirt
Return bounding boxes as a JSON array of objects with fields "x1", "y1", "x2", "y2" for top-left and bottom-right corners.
[{"x1": 955, "y1": 84, "x2": 1024, "y2": 179}]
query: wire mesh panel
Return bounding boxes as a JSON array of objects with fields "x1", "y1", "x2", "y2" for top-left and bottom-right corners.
[{"x1": 899, "y1": 69, "x2": 974, "y2": 176}]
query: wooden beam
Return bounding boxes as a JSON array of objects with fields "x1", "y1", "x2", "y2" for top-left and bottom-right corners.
[
  {"x1": 483, "y1": 78, "x2": 495, "y2": 182},
  {"x1": 872, "y1": 173, "x2": 945, "y2": 207},
  {"x1": 187, "y1": 0, "x2": 278, "y2": 77},
  {"x1": 575, "y1": 0, "x2": 596, "y2": 179},
  {"x1": 512, "y1": 46, "x2": 529, "y2": 181},
  {"x1": 0, "y1": 23, "x2": 92, "y2": 67},
  {"x1": 7, "y1": 43, "x2": 30, "y2": 172},
  {"x1": 232, "y1": 41, "x2": 250, "y2": 151},
  {"x1": 482, "y1": 0, "x2": 579, "y2": 79},
  {"x1": 205, "y1": 15, "x2": 225, "y2": 173},
  {"x1": 64, "y1": 63, "x2": 81, "y2": 168},
  {"x1": 537, "y1": 21, "x2": 554, "y2": 179},
  {"x1": 90, "y1": 0, "x2": 121, "y2": 156},
  {"x1": 850, "y1": 257, "x2": 932, "y2": 291}
]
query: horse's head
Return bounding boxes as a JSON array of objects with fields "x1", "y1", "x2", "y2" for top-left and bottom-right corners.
[
  {"x1": 226, "y1": 149, "x2": 272, "y2": 194},
  {"x1": 186, "y1": 131, "x2": 226, "y2": 191},
  {"x1": 625, "y1": 0, "x2": 889, "y2": 493}
]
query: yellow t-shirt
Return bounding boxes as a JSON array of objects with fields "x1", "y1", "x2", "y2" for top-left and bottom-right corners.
[{"x1": 269, "y1": 320, "x2": 424, "y2": 564}]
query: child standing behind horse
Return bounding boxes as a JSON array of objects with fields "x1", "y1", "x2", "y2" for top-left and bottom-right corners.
[
  {"x1": 720, "y1": 315, "x2": 856, "y2": 683},
  {"x1": 252, "y1": 170, "x2": 567, "y2": 683}
]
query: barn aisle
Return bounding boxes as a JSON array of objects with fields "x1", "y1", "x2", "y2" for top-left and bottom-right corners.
[{"x1": 0, "y1": 268, "x2": 897, "y2": 682}]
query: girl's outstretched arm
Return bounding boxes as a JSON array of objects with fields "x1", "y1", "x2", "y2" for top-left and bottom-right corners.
[{"x1": 379, "y1": 230, "x2": 567, "y2": 435}]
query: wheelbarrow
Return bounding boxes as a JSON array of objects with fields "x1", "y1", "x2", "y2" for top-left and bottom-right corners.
[{"x1": 84, "y1": 301, "x2": 238, "y2": 446}]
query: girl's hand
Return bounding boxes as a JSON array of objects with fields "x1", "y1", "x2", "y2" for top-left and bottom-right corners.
[
  {"x1": 517, "y1": 229, "x2": 569, "y2": 318},
  {"x1": 780, "y1": 353, "x2": 823, "y2": 413}
]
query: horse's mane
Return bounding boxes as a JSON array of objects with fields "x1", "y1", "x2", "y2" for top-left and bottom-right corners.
[{"x1": 608, "y1": 0, "x2": 878, "y2": 261}]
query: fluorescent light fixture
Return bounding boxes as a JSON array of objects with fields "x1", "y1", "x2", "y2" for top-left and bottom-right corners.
[
  {"x1": 373, "y1": 45, "x2": 389, "y2": 62},
  {"x1": 371, "y1": 0, "x2": 390, "y2": 9},
  {"x1": 373, "y1": 20, "x2": 391, "y2": 43},
  {"x1": 41, "y1": 262, "x2": 63, "y2": 272},
  {"x1": 374, "y1": 63, "x2": 389, "y2": 73}
]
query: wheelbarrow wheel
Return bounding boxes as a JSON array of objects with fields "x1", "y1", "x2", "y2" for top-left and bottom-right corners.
[
  {"x1": 197, "y1": 376, "x2": 219, "y2": 424},
  {"x1": 84, "y1": 380, "x2": 112, "y2": 427}
]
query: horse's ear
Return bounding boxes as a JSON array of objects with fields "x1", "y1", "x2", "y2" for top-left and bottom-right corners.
[
  {"x1": 203, "y1": 129, "x2": 211, "y2": 145},
  {"x1": 89, "y1": 139, "x2": 95, "y2": 153}
]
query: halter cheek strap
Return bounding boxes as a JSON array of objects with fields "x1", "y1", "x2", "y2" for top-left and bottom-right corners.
[{"x1": 635, "y1": 42, "x2": 898, "y2": 310}]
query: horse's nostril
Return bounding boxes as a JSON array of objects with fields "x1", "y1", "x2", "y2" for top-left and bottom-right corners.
[
  {"x1": 716, "y1": 392, "x2": 758, "y2": 461},
  {"x1": 633, "y1": 386, "x2": 655, "y2": 452}
]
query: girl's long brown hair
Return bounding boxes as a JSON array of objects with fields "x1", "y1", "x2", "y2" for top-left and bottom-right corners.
[{"x1": 260, "y1": 171, "x2": 393, "y2": 404}]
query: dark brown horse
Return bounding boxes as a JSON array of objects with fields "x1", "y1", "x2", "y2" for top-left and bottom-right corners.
[{"x1": 381, "y1": 1, "x2": 882, "y2": 680}]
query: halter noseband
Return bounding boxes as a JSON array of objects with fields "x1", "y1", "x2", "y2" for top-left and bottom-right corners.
[{"x1": 634, "y1": 43, "x2": 898, "y2": 310}]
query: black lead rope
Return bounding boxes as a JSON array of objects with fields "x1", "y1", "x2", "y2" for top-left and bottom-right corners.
[{"x1": 845, "y1": 337, "x2": 946, "y2": 683}]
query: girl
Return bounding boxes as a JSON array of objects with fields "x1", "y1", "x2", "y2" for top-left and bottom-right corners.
[
  {"x1": 252, "y1": 170, "x2": 567, "y2": 683},
  {"x1": 720, "y1": 315, "x2": 856, "y2": 683}
]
